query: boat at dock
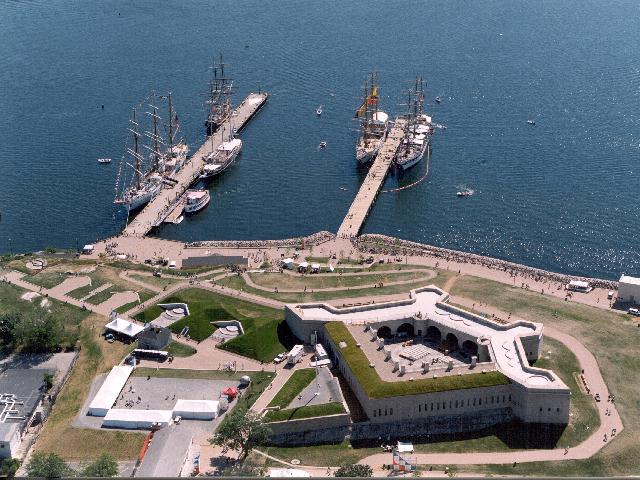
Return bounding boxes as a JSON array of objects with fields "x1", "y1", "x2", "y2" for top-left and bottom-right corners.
[
  {"x1": 200, "y1": 132, "x2": 242, "y2": 179},
  {"x1": 355, "y1": 73, "x2": 388, "y2": 165},
  {"x1": 395, "y1": 76, "x2": 435, "y2": 171},
  {"x1": 114, "y1": 107, "x2": 164, "y2": 210},
  {"x1": 204, "y1": 54, "x2": 234, "y2": 135},
  {"x1": 184, "y1": 189, "x2": 211, "y2": 214}
]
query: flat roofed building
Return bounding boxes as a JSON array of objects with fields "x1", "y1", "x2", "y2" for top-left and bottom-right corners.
[
  {"x1": 284, "y1": 286, "x2": 570, "y2": 431},
  {"x1": 619, "y1": 275, "x2": 640, "y2": 305}
]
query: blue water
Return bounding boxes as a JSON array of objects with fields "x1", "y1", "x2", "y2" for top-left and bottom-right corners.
[{"x1": 1, "y1": 0, "x2": 639, "y2": 279}]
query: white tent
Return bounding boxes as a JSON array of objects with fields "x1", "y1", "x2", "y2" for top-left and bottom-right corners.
[
  {"x1": 88, "y1": 365, "x2": 133, "y2": 416},
  {"x1": 269, "y1": 469, "x2": 310, "y2": 477},
  {"x1": 103, "y1": 409, "x2": 173, "y2": 429},
  {"x1": 281, "y1": 258, "x2": 294, "y2": 269},
  {"x1": 173, "y1": 399, "x2": 219, "y2": 420},
  {"x1": 105, "y1": 317, "x2": 146, "y2": 339},
  {"x1": 82, "y1": 244, "x2": 94, "y2": 254},
  {"x1": 397, "y1": 441, "x2": 414, "y2": 453}
]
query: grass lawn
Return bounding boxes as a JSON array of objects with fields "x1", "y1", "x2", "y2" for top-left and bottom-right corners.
[
  {"x1": 217, "y1": 272, "x2": 454, "y2": 304},
  {"x1": 129, "y1": 273, "x2": 183, "y2": 289},
  {"x1": 0, "y1": 282, "x2": 90, "y2": 351},
  {"x1": 325, "y1": 322, "x2": 509, "y2": 398},
  {"x1": 259, "y1": 442, "x2": 379, "y2": 467},
  {"x1": 23, "y1": 270, "x2": 69, "y2": 289},
  {"x1": 34, "y1": 314, "x2": 145, "y2": 460},
  {"x1": 85, "y1": 285, "x2": 126, "y2": 305},
  {"x1": 133, "y1": 367, "x2": 257, "y2": 380},
  {"x1": 264, "y1": 401, "x2": 345, "y2": 422},
  {"x1": 66, "y1": 266, "x2": 155, "y2": 301},
  {"x1": 165, "y1": 341, "x2": 197, "y2": 357},
  {"x1": 115, "y1": 290, "x2": 156, "y2": 314},
  {"x1": 134, "y1": 288, "x2": 292, "y2": 361},
  {"x1": 248, "y1": 270, "x2": 432, "y2": 291},
  {"x1": 448, "y1": 274, "x2": 639, "y2": 475},
  {"x1": 267, "y1": 369, "x2": 316, "y2": 408}
]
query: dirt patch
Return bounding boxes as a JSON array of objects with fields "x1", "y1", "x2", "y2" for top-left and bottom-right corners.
[{"x1": 21, "y1": 291, "x2": 41, "y2": 302}]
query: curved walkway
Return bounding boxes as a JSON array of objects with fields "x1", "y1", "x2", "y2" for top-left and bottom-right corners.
[{"x1": 357, "y1": 295, "x2": 623, "y2": 467}]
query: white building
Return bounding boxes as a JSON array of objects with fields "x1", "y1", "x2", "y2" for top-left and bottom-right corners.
[{"x1": 618, "y1": 275, "x2": 640, "y2": 304}]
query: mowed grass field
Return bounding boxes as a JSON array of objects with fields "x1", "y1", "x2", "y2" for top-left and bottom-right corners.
[
  {"x1": 134, "y1": 288, "x2": 293, "y2": 362},
  {"x1": 247, "y1": 270, "x2": 434, "y2": 291},
  {"x1": 448, "y1": 274, "x2": 639, "y2": 476}
]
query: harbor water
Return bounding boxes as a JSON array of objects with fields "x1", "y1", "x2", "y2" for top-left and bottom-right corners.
[{"x1": 1, "y1": 0, "x2": 639, "y2": 279}]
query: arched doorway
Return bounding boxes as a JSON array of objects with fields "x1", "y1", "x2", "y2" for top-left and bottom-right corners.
[
  {"x1": 397, "y1": 323, "x2": 414, "y2": 337},
  {"x1": 462, "y1": 340, "x2": 478, "y2": 357},
  {"x1": 445, "y1": 333, "x2": 459, "y2": 352},
  {"x1": 425, "y1": 326, "x2": 442, "y2": 343},
  {"x1": 377, "y1": 326, "x2": 392, "y2": 339}
]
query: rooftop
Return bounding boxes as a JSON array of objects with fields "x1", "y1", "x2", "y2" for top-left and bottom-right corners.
[{"x1": 619, "y1": 274, "x2": 640, "y2": 286}]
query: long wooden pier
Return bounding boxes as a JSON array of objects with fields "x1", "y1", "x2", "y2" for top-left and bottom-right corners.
[
  {"x1": 122, "y1": 92, "x2": 268, "y2": 237},
  {"x1": 337, "y1": 118, "x2": 406, "y2": 238}
]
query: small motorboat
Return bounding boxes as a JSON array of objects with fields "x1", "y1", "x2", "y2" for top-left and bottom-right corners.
[
  {"x1": 340, "y1": 187, "x2": 347, "y2": 191},
  {"x1": 435, "y1": 96, "x2": 442, "y2": 103},
  {"x1": 97, "y1": 158, "x2": 111, "y2": 164},
  {"x1": 184, "y1": 189, "x2": 210, "y2": 214},
  {"x1": 527, "y1": 119, "x2": 536, "y2": 125},
  {"x1": 319, "y1": 141, "x2": 327, "y2": 149},
  {"x1": 457, "y1": 189, "x2": 473, "y2": 197},
  {"x1": 316, "y1": 105, "x2": 323, "y2": 116}
]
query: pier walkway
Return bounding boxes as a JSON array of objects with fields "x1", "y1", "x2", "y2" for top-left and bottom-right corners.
[
  {"x1": 337, "y1": 118, "x2": 406, "y2": 238},
  {"x1": 122, "y1": 92, "x2": 268, "y2": 237}
]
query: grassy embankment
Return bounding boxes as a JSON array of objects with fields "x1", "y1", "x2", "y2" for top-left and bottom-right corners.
[
  {"x1": 217, "y1": 268, "x2": 454, "y2": 303},
  {"x1": 444, "y1": 275, "x2": 637, "y2": 476},
  {"x1": 134, "y1": 288, "x2": 293, "y2": 362}
]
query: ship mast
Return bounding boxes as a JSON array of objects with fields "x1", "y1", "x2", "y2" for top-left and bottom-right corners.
[{"x1": 128, "y1": 107, "x2": 142, "y2": 190}]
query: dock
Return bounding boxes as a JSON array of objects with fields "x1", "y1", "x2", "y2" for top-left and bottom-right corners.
[
  {"x1": 122, "y1": 92, "x2": 268, "y2": 237},
  {"x1": 337, "y1": 118, "x2": 406, "y2": 238}
]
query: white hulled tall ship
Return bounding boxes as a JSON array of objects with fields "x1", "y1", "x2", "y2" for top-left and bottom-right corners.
[
  {"x1": 114, "y1": 92, "x2": 189, "y2": 210},
  {"x1": 355, "y1": 73, "x2": 389, "y2": 164},
  {"x1": 200, "y1": 126, "x2": 242, "y2": 179},
  {"x1": 394, "y1": 76, "x2": 435, "y2": 171},
  {"x1": 204, "y1": 54, "x2": 234, "y2": 136},
  {"x1": 114, "y1": 107, "x2": 163, "y2": 211}
]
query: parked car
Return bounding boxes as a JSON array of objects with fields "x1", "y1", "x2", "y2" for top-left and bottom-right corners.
[
  {"x1": 628, "y1": 308, "x2": 640, "y2": 316},
  {"x1": 153, "y1": 270, "x2": 162, "y2": 277},
  {"x1": 105, "y1": 333, "x2": 115, "y2": 343},
  {"x1": 273, "y1": 353, "x2": 286, "y2": 364},
  {"x1": 607, "y1": 291, "x2": 615, "y2": 300}
]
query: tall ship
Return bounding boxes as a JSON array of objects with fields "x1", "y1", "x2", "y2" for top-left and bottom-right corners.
[
  {"x1": 354, "y1": 73, "x2": 389, "y2": 164},
  {"x1": 200, "y1": 127, "x2": 242, "y2": 179},
  {"x1": 204, "y1": 54, "x2": 234, "y2": 135},
  {"x1": 394, "y1": 76, "x2": 434, "y2": 171},
  {"x1": 114, "y1": 93, "x2": 189, "y2": 210},
  {"x1": 114, "y1": 107, "x2": 163, "y2": 210}
]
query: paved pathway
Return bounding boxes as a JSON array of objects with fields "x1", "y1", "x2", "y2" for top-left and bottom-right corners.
[{"x1": 80, "y1": 282, "x2": 113, "y2": 301}]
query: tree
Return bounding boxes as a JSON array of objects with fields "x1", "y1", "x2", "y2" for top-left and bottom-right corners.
[
  {"x1": 334, "y1": 464, "x2": 373, "y2": 477},
  {"x1": 0, "y1": 310, "x2": 20, "y2": 347},
  {"x1": 26, "y1": 452, "x2": 75, "y2": 478},
  {"x1": 13, "y1": 311, "x2": 63, "y2": 353},
  {"x1": 209, "y1": 411, "x2": 271, "y2": 461},
  {"x1": 82, "y1": 454, "x2": 118, "y2": 477},
  {"x1": 0, "y1": 458, "x2": 21, "y2": 478}
]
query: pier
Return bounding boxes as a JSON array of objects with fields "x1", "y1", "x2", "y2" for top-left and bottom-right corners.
[
  {"x1": 122, "y1": 92, "x2": 268, "y2": 237},
  {"x1": 337, "y1": 118, "x2": 406, "y2": 238}
]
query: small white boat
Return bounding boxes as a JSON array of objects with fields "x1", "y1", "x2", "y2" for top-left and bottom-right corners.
[
  {"x1": 184, "y1": 189, "x2": 210, "y2": 214},
  {"x1": 316, "y1": 105, "x2": 323, "y2": 116},
  {"x1": 457, "y1": 189, "x2": 473, "y2": 197},
  {"x1": 435, "y1": 96, "x2": 442, "y2": 103},
  {"x1": 97, "y1": 158, "x2": 111, "y2": 164},
  {"x1": 319, "y1": 141, "x2": 327, "y2": 149},
  {"x1": 527, "y1": 119, "x2": 536, "y2": 125}
]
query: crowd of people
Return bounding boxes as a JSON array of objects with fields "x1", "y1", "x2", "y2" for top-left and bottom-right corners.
[
  {"x1": 357, "y1": 234, "x2": 618, "y2": 290},
  {"x1": 186, "y1": 231, "x2": 335, "y2": 249}
]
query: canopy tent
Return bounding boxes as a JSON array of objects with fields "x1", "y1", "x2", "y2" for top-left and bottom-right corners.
[
  {"x1": 88, "y1": 365, "x2": 134, "y2": 416},
  {"x1": 222, "y1": 387, "x2": 238, "y2": 399},
  {"x1": 105, "y1": 317, "x2": 146, "y2": 339},
  {"x1": 173, "y1": 399, "x2": 219, "y2": 420},
  {"x1": 82, "y1": 244, "x2": 94, "y2": 254},
  {"x1": 102, "y1": 409, "x2": 172, "y2": 429},
  {"x1": 397, "y1": 441, "x2": 414, "y2": 453}
]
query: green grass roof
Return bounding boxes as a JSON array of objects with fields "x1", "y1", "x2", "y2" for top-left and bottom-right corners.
[{"x1": 324, "y1": 322, "x2": 509, "y2": 398}]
